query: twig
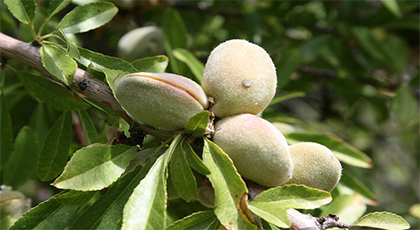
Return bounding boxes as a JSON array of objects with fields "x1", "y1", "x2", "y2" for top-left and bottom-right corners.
[{"x1": 287, "y1": 209, "x2": 350, "y2": 230}]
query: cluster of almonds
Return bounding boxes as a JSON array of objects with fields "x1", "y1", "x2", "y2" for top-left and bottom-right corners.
[{"x1": 114, "y1": 39, "x2": 342, "y2": 193}]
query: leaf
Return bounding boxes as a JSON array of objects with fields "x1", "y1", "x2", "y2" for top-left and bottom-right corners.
[
  {"x1": 276, "y1": 48, "x2": 300, "y2": 89},
  {"x1": 131, "y1": 55, "x2": 169, "y2": 73},
  {"x1": 16, "y1": 71, "x2": 89, "y2": 111},
  {"x1": 320, "y1": 194, "x2": 367, "y2": 224},
  {"x1": 173, "y1": 48, "x2": 204, "y2": 83},
  {"x1": 352, "y1": 27, "x2": 387, "y2": 62},
  {"x1": 29, "y1": 103, "x2": 49, "y2": 144},
  {"x1": 54, "y1": 190, "x2": 97, "y2": 205},
  {"x1": 69, "y1": 165, "x2": 149, "y2": 229},
  {"x1": 47, "y1": 0, "x2": 72, "y2": 19},
  {"x1": 9, "y1": 194, "x2": 80, "y2": 230},
  {"x1": 82, "y1": 97, "x2": 120, "y2": 127},
  {"x1": 57, "y1": 2, "x2": 118, "y2": 34},
  {"x1": 3, "y1": 126, "x2": 39, "y2": 188},
  {"x1": 247, "y1": 204, "x2": 289, "y2": 228},
  {"x1": 78, "y1": 109, "x2": 98, "y2": 145},
  {"x1": 340, "y1": 171, "x2": 377, "y2": 202},
  {"x1": 77, "y1": 47, "x2": 137, "y2": 72},
  {"x1": 162, "y1": 8, "x2": 188, "y2": 74},
  {"x1": 58, "y1": 29, "x2": 80, "y2": 58},
  {"x1": 169, "y1": 137, "x2": 198, "y2": 202},
  {"x1": 40, "y1": 43, "x2": 77, "y2": 86},
  {"x1": 353, "y1": 212, "x2": 410, "y2": 229},
  {"x1": 285, "y1": 132, "x2": 373, "y2": 168},
  {"x1": 184, "y1": 111, "x2": 210, "y2": 137},
  {"x1": 380, "y1": 0, "x2": 401, "y2": 17},
  {"x1": 37, "y1": 111, "x2": 73, "y2": 181},
  {"x1": 392, "y1": 85, "x2": 418, "y2": 125},
  {"x1": 166, "y1": 211, "x2": 221, "y2": 230},
  {"x1": 0, "y1": 90, "x2": 13, "y2": 168},
  {"x1": 269, "y1": 91, "x2": 305, "y2": 106},
  {"x1": 3, "y1": 0, "x2": 35, "y2": 24},
  {"x1": 183, "y1": 140, "x2": 210, "y2": 175},
  {"x1": 53, "y1": 144, "x2": 137, "y2": 191},
  {"x1": 202, "y1": 139, "x2": 256, "y2": 230}
]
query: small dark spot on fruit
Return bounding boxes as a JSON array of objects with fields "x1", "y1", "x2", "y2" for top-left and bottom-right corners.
[{"x1": 242, "y1": 79, "x2": 252, "y2": 88}]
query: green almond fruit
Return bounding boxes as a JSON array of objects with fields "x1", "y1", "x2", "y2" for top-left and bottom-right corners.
[
  {"x1": 115, "y1": 72, "x2": 208, "y2": 130},
  {"x1": 202, "y1": 39, "x2": 277, "y2": 118},
  {"x1": 285, "y1": 142, "x2": 342, "y2": 192},
  {"x1": 213, "y1": 114, "x2": 293, "y2": 187}
]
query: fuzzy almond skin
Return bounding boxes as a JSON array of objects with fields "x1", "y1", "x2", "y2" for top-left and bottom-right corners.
[
  {"x1": 202, "y1": 39, "x2": 277, "y2": 118},
  {"x1": 115, "y1": 72, "x2": 208, "y2": 130},
  {"x1": 213, "y1": 114, "x2": 293, "y2": 187},
  {"x1": 285, "y1": 142, "x2": 342, "y2": 192}
]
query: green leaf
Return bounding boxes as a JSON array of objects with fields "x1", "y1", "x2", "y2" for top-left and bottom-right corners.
[
  {"x1": 392, "y1": 85, "x2": 418, "y2": 125},
  {"x1": 29, "y1": 103, "x2": 49, "y2": 144},
  {"x1": 352, "y1": 27, "x2": 387, "y2": 62},
  {"x1": 269, "y1": 91, "x2": 305, "y2": 106},
  {"x1": 183, "y1": 140, "x2": 210, "y2": 175},
  {"x1": 82, "y1": 97, "x2": 120, "y2": 127},
  {"x1": 47, "y1": 0, "x2": 72, "y2": 20},
  {"x1": 9, "y1": 194, "x2": 80, "y2": 230},
  {"x1": 247, "y1": 204, "x2": 289, "y2": 228},
  {"x1": 173, "y1": 48, "x2": 204, "y2": 83},
  {"x1": 166, "y1": 210, "x2": 221, "y2": 230},
  {"x1": 162, "y1": 8, "x2": 188, "y2": 74},
  {"x1": 169, "y1": 137, "x2": 198, "y2": 202},
  {"x1": 320, "y1": 194, "x2": 367, "y2": 224},
  {"x1": 3, "y1": 0, "x2": 35, "y2": 24},
  {"x1": 53, "y1": 144, "x2": 137, "y2": 191},
  {"x1": 3, "y1": 126, "x2": 39, "y2": 188},
  {"x1": 78, "y1": 109, "x2": 98, "y2": 145},
  {"x1": 202, "y1": 139, "x2": 257, "y2": 230},
  {"x1": 340, "y1": 171, "x2": 377, "y2": 202},
  {"x1": 276, "y1": 48, "x2": 300, "y2": 89},
  {"x1": 184, "y1": 111, "x2": 210, "y2": 137},
  {"x1": 69, "y1": 165, "x2": 149, "y2": 230},
  {"x1": 0, "y1": 90, "x2": 13, "y2": 168},
  {"x1": 16, "y1": 71, "x2": 89, "y2": 111},
  {"x1": 37, "y1": 111, "x2": 73, "y2": 181},
  {"x1": 77, "y1": 47, "x2": 137, "y2": 72},
  {"x1": 40, "y1": 43, "x2": 77, "y2": 86},
  {"x1": 57, "y1": 2, "x2": 118, "y2": 34},
  {"x1": 131, "y1": 55, "x2": 169, "y2": 73},
  {"x1": 54, "y1": 190, "x2": 97, "y2": 205},
  {"x1": 58, "y1": 29, "x2": 80, "y2": 58},
  {"x1": 353, "y1": 212, "x2": 410, "y2": 229},
  {"x1": 285, "y1": 132, "x2": 373, "y2": 168},
  {"x1": 380, "y1": 0, "x2": 401, "y2": 17}
]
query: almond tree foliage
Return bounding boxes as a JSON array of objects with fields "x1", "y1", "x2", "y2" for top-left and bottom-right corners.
[{"x1": 0, "y1": 1, "x2": 418, "y2": 229}]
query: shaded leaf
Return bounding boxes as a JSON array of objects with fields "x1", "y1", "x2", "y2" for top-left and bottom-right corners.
[
  {"x1": 78, "y1": 109, "x2": 98, "y2": 145},
  {"x1": 0, "y1": 90, "x2": 13, "y2": 168},
  {"x1": 173, "y1": 48, "x2": 204, "y2": 83},
  {"x1": 340, "y1": 171, "x2": 376, "y2": 202},
  {"x1": 184, "y1": 111, "x2": 210, "y2": 137},
  {"x1": 166, "y1": 210, "x2": 221, "y2": 230},
  {"x1": 3, "y1": 0, "x2": 35, "y2": 24},
  {"x1": 320, "y1": 194, "x2": 367, "y2": 224},
  {"x1": 16, "y1": 71, "x2": 89, "y2": 111},
  {"x1": 183, "y1": 140, "x2": 210, "y2": 175},
  {"x1": 57, "y1": 2, "x2": 118, "y2": 34},
  {"x1": 276, "y1": 49, "x2": 300, "y2": 89},
  {"x1": 54, "y1": 190, "x2": 97, "y2": 206},
  {"x1": 81, "y1": 97, "x2": 120, "y2": 127},
  {"x1": 131, "y1": 55, "x2": 168, "y2": 73},
  {"x1": 29, "y1": 103, "x2": 49, "y2": 144},
  {"x1": 285, "y1": 132, "x2": 373, "y2": 168},
  {"x1": 269, "y1": 91, "x2": 305, "y2": 106},
  {"x1": 53, "y1": 144, "x2": 137, "y2": 191},
  {"x1": 353, "y1": 212, "x2": 410, "y2": 229},
  {"x1": 202, "y1": 139, "x2": 256, "y2": 230},
  {"x1": 392, "y1": 85, "x2": 418, "y2": 125},
  {"x1": 37, "y1": 111, "x2": 73, "y2": 181},
  {"x1": 47, "y1": 0, "x2": 72, "y2": 19},
  {"x1": 40, "y1": 43, "x2": 77, "y2": 86},
  {"x1": 3, "y1": 126, "x2": 39, "y2": 188}
]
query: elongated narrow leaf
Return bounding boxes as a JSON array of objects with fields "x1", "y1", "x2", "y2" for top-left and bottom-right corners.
[
  {"x1": 183, "y1": 140, "x2": 210, "y2": 175},
  {"x1": 184, "y1": 111, "x2": 210, "y2": 137},
  {"x1": 269, "y1": 91, "x2": 305, "y2": 106},
  {"x1": 340, "y1": 171, "x2": 376, "y2": 202},
  {"x1": 247, "y1": 204, "x2": 289, "y2": 228},
  {"x1": 0, "y1": 90, "x2": 13, "y2": 168},
  {"x1": 202, "y1": 139, "x2": 256, "y2": 230},
  {"x1": 9, "y1": 194, "x2": 80, "y2": 230},
  {"x1": 173, "y1": 48, "x2": 204, "y2": 83},
  {"x1": 320, "y1": 194, "x2": 367, "y2": 224},
  {"x1": 69, "y1": 165, "x2": 148, "y2": 229},
  {"x1": 58, "y1": 29, "x2": 80, "y2": 58},
  {"x1": 354, "y1": 212, "x2": 410, "y2": 229},
  {"x1": 3, "y1": 0, "x2": 35, "y2": 24},
  {"x1": 276, "y1": 48, "x2": 300, "y2": 89},
  {"x1": 166, "y1": 211, "x2": 221, "y2": 230},
  {"x1": 57, "y1": 2, "x2": 118, "y2": 34},
  {"x1": 54, "y1": 190, "x2": 97, "y2": 206},
  {"x1": 170, "y1": 137, "x2": 198, "y2": 202},
  {"x1": 122, "y1": 154, "x2": 167, "y2": 230},
  {"x1": 380, "y1": 0, "x2": 401, "y2": 17},
  {"x1": 37, "y1": 111, "x2": 73, "y2": 181},
  {"x1": 131, "y1": 55, "x2": 168, "y2": 73},
  {"x1": 3, "y1": 126, "x2": 39, "y2": 188},
  {"x1": 29, "y1": 103, "x2": 49, "y2": 144},
  {"x1": 285, "y1": 132, "x2": 372, "y2": 168},
  {"x1": 53, "y1": 144, "x2": 137, "y2": 191},
  {"x1": 47, "y1": 0, "x2": 71, "y2": 19},
  {"x1": 16, "y1": 71, "x2": 89, "y2": 111},
  {"x1": 77, "y1": 47, "x2": 137, "y2": 72},
  {"x1": 40, "y1": 43, "x2": 77, "y2": 86},
  {"x1": 78, "y1": 110, "x2": 98, "y2": 145}
]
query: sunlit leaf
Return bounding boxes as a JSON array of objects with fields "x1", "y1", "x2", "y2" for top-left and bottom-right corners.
[
  {"x1": 380, "y1": 0, "x2": 401, "y2": 17},
  {"x1": 3, "y1": 126, "x2": 39, "y2": 188},
  {"x1": 78, "y1": 109, "x2": 98, "y2": 145},
  {"x1": 3, "y1": 0, "x2": 35, "y2": 24},
  {"x1": 16, "y1": 71, "x2": 89, "y2": 111},
  {"x1": 57, "y1": 2, "x2": 118, "y2": 34},
  {"x1": 353, "y1": 212, "x2": 410, "y2": 229},
  {"x1": 0, "y1": 90, "x2": 13, "y2": 168},
  {"x1": 247, "y1": 204, "x2": 289, "y2": 228},
  {"x1": 37, "y1": 111, "x2": 73, "y2": 181},
  {"x1": 202, "y1": 139, "x2": 256, "y2": 230},
  {"x1": 166, "y1": 210, "x2": 221, "y2": 230},
  {"x1": 131, "y1": 55, "x2": 168, "y2": 73},
  {"x1": 173, "y1": 48, "x2": 204, "y2": 83},
  {"x1": 77, "y1": 47, "x2": 137, "y2": 72},
  {"x1": 53, "y1": 144, "x2": 137, "y2": 191},
  {"x1": 184, "y1": 111, "x2": 210, "y2": 137},
  {"x1": 183, "y1": 140, "x2": 210, "y2": 175},
  {"x1": 40, "y1": 43, "x2": 77, "y2": 86}
]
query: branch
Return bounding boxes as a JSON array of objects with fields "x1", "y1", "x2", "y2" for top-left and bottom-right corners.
[
  {"x1": 287, "y1": 209, "x2": 351, "y2": 230},
  {"x1": 0, "y1": 32, "x2": 165, "y2": 140}
]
